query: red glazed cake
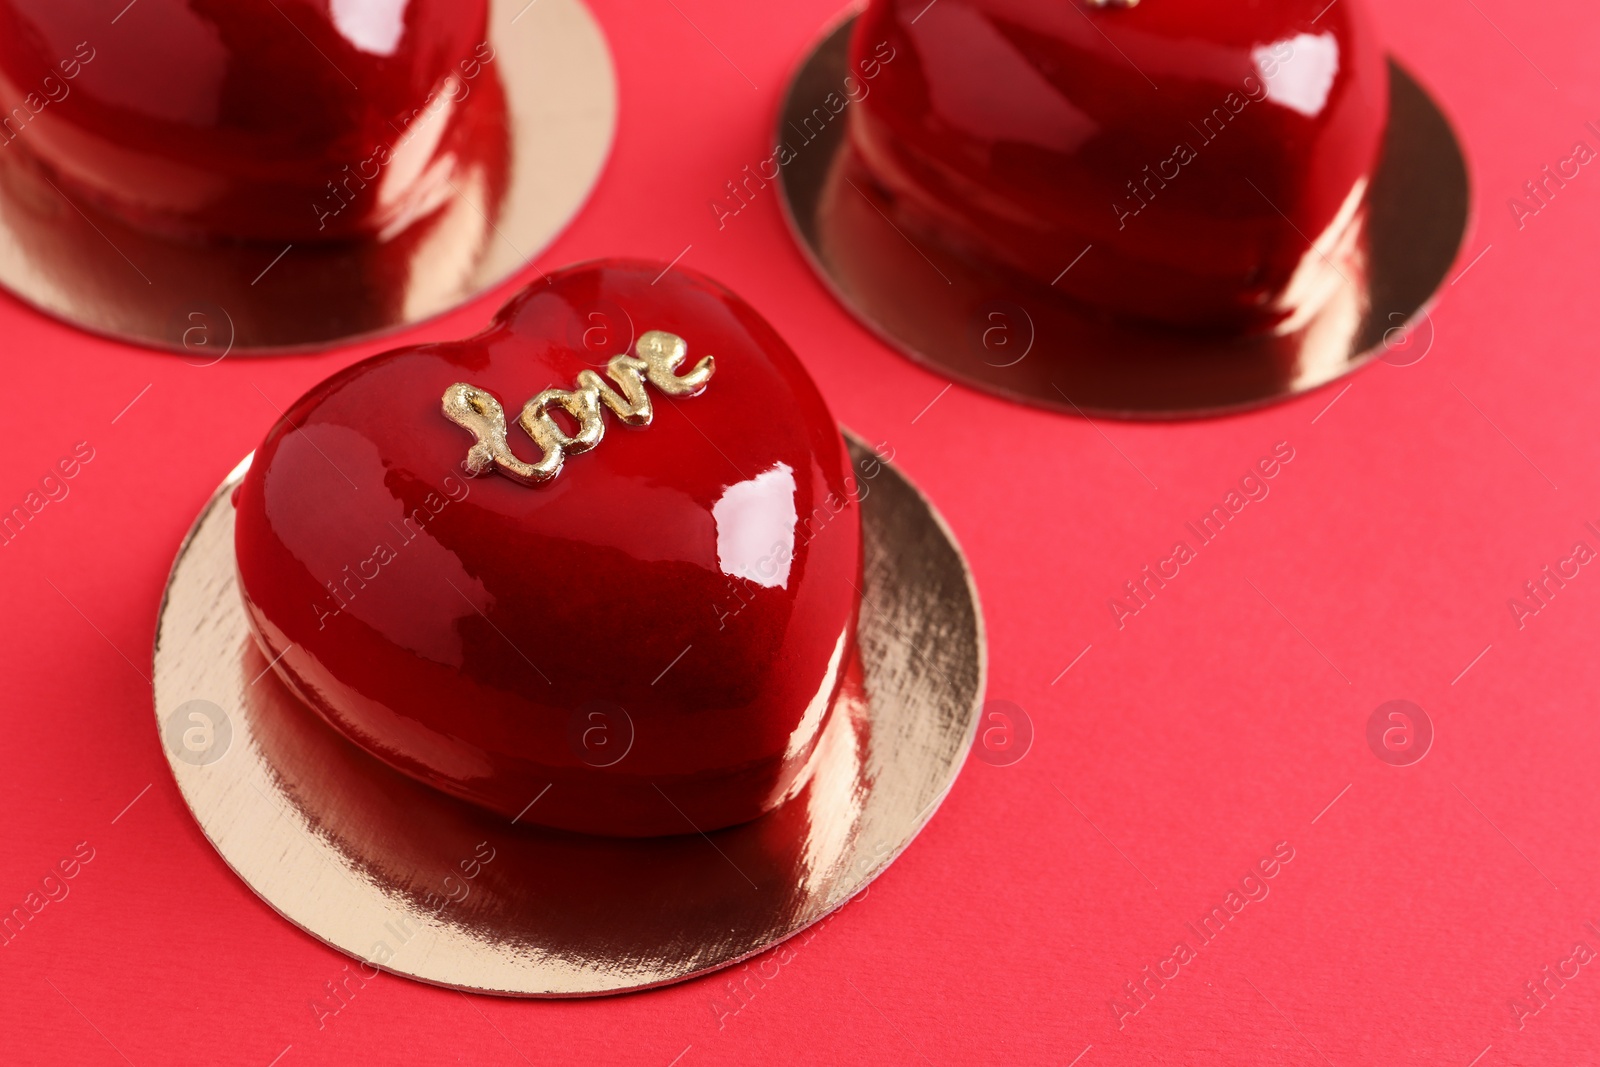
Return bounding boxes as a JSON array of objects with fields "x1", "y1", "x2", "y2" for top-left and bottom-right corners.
[
  {"x1": 233, "y1": 261, "x2": 863, "y2": 837},
  {"x1": 0, "y1": 0, "x2": 492, "y2": 242},
  {"x1": 846, "y1": 0, "x2": 1389, "y2": 332}
]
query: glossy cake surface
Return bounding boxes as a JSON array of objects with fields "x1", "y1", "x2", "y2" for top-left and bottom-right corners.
[
  {"x1": 0, "y1": 0, "x2": 491, "y2": 241},
  {"x1": 847, "y1": 0, "x2": 1389, "y2": 331},
  {"x1": 234, "y1": 261, "x2": 863, "y2": 836}
]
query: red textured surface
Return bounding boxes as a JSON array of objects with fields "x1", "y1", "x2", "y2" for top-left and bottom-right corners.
[{"x1": 2, "y1": 0, "x2": 1598, "y2": 1064}]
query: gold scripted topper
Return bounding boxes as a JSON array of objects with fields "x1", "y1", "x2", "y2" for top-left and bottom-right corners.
[{"x1": 441, "y1": 330, "x2": 714, "y2": 485}]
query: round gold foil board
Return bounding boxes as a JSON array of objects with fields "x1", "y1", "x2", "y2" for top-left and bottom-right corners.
[
  {"x1": 151, "y1": 435, "x2": 985, "y2": 996},
  {"x1": 0, "y1": 0, "x2": 616, "y2": 355},
  {"x1": 777, "y1": 15, "x2": 1470, "y2": 419}
]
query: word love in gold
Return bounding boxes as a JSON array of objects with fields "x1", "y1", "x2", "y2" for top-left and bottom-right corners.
[{"x1": 441, "y1": 330, "x2": 714, "y2": 485}]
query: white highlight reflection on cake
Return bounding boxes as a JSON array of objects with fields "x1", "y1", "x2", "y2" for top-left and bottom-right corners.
[
  {"x1": 1255, "y1": 33, "x2": 1340, "y2": 117},
  {"x1": 330, "y1": 0, "x2": 408, "y2": 56},
  {"x1": 713, "y1": 462, "x2": 798, "y2": 589}
]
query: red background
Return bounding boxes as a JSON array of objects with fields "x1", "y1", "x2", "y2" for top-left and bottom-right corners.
[{"x1": 2, "y1": 1, "x2": 1598, "y2": 1064}]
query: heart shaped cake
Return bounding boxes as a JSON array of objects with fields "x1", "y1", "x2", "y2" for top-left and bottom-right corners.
[
  {"x1": 846, "y1": 0, "x2": 1389, "y2": 332},
  {"x1": 233, "y1": 261, "x2": 862, "y2": 837},
  {"x1": 0, "y1": 0, "x2": 491, "y2": 242}
]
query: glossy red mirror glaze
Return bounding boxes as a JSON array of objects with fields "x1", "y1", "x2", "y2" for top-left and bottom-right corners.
[
  {"x1": 233, "y1": 261, "x2": 862, "y2": 837},
  {"x1": 847, "y1": 0, "x2": 1389, "y2": 332},
  {"x1": 0, "y1": 0, "x2": 489, "y2": 242}
]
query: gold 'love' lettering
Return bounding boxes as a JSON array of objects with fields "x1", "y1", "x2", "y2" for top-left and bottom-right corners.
[{"x1": 440, "y1": 330, "x2": 714, "y2": 485}]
